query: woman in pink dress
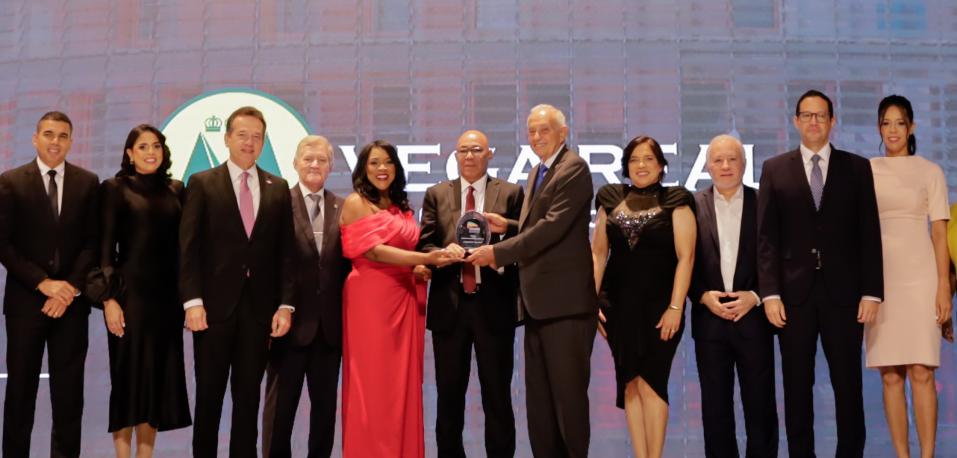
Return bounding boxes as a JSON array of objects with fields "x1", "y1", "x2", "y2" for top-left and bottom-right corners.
[
  {"x1": 339, "y1": 140, "x2": 458, "y2": 457},
  {"x1": 867, "y1": 95, "x2": 951, "y2": 458}
]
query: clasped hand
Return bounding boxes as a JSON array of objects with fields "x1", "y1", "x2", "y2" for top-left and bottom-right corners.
[{"x1": 38, "y1": 279, "x2": 76, "y2": 319}]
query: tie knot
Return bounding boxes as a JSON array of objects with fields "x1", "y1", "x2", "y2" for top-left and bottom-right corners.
[
  {"x1": 811, "y1": 155, "x2": 821, "y2": 164},
  {"x1": 47, "y1": 170, "x2": 57, "y2": 178},
  {"x1": 308, "y1": 192, "x2": 321, "y2": 202}
]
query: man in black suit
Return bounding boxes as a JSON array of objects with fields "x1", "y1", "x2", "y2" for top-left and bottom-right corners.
[
  {"x1": 179, "y1": 106, "x2": 296, "y2": 457},
  {"x1": 690, "y1": 134, "x2": 777, "y2": 458},
  {"x1": 417, "y1": 130, "x2": 523, "y2": 458},
  {"x1": 757, "y1": 90, "x2": 883, "y2": 457},
  {"x1": 0, "y1": 111, "x2": 98, "y2": 458},
  {"x1": 261, "y1": 135, "x2": 350, "y2": 458},
  {"x1": 468, "y1": 105, "x2": 597, "y2": 458}
]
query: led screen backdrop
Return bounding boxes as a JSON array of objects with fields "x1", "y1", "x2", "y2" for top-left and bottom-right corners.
[{"x1": 1, "y1": 0, "x2": 956, "y2": 456}]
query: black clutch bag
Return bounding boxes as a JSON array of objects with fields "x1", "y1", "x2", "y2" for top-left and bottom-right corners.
[{"x1": 84, "y1": 266, "x2": 126, "y2": 304}]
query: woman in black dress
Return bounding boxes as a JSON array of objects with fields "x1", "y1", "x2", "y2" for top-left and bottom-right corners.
[
  {"x1": 97, "y1": 124, "x2": 191, "y2": 457},
  {"x1": 591, "y1": 136, "x2": 696, "y2": 458}
]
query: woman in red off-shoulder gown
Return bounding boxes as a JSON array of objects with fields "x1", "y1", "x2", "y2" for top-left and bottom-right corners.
[{"x1": 339, "y1": 140, "x2": 457, "y2": 457}]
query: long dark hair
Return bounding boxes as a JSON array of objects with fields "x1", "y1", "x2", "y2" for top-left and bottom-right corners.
[
  {"x1": 351, "y1": 140, "x2": 411, "y2": 212},
  {"x1": 118, "y1": 124, "x2": 173, "y2": 179},
  {"x1": 621, "y1": 135, "x2": 668, "y2": 182},
  {"x1": 878, "y1": 95, "x2": 916, "y2": 156}
]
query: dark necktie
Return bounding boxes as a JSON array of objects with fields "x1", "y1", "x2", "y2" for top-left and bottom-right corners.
[
  {"x1": 462, "y1": 185, "x2": 477, "y2": 293},
  {"x1": 47, "y1": 169, "x2": 58, "y2": 219},
  {"x1": 308, "y1": 193, "x2": 323, "y2": 255},
  {"x1": 810, "y1": 155, "x2": 823, "y2": 210},
  {"x1": 532, "y1": 163, "x2": 548, "y2": 197}
]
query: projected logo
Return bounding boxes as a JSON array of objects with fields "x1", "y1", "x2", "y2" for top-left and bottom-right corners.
[{"x1": 161, "y1": 88, "x2": 311, "y2": 183}]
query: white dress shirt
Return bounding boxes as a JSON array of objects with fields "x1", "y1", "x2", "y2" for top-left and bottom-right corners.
[
  {"x1": 799, "y1": 143, "x2": 831, "y2": 185},
  {"x1": 712, "y1": 185, "x2": 761, "y2": 305},
  {"x1": 184, "y1": 161, "x2": 294, "y2": 312},
  {"x1": 762, "y1": 144, "x2": 880, "y2": 304},
  {"x1": 460, "y1": 175, "x2": 488, "y2": 284},
  {"x1": 299, "y1": 182, "x2": 324, "y2": 252},
  {"x1": 36, "y1": 157, "x2": 64, "y2": 215},
  {"x1": 226, "y1": 159, "x2": 261, "y2": 218}
]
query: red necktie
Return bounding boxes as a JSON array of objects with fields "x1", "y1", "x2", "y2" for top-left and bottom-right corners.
[{"x1": 462, "y1": 185, "x2": 477, "y2": 293}]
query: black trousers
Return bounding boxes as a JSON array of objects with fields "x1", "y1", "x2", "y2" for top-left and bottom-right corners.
[
  {"x1": 191, "y1": 298, "x2": 270, "y2": 458},
  {"x1": 694, "y1": 325, "x2": 778, "y2": 458},
  {"x1": 261, "y1": 326, "x2": 341, "y2": 458},
  {"x1": 524, "y1": 312, "x2": 596, "y2": 458},
  {"x1": 779, "y1": 275, "x2": 865, "y2": 458},
  {"x1": 432, "y1": 292, "x2": 516, "y2": 458},
  {"x1": 2, "y1": 306, "x2": 89, "y2": 458}
]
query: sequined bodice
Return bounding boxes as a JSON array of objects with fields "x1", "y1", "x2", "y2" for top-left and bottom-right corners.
[{"x1": 609, "y1": 186, "x2": 663, "y2": 249}]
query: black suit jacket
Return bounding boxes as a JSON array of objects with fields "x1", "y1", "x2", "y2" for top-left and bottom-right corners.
[
  {"x1": 494, "y1": 146, "x2": 598, "y2": 320},
  {"x1": 0, "y1": 160, "x2": 98, "y2": 316},
  {"x1": 287, "y1": 185, "x2": 350, "y2": 347},
  {"x1": 757, "y1": 146, "x2": 883, "y2": 307},
  {"x1": 178, "y1": 164, "x2": 296, "y2": 324},
  {"x1": 418, "y1": 176, "x2": 524, "y2": 332},
  {"x1": 690, "y1": 185, "x2": 772, "y2": 340}
]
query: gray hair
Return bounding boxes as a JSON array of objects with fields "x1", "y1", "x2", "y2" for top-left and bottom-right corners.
[
  {"x1": 706, "y1": 134, "x2": 746, "y2": 165},
  {"x1": 293, "y1": 135, "x2": 334, "y2": 165},
  {"x1": 528, "y1": 103, "x2": 567, "y2": 128}
]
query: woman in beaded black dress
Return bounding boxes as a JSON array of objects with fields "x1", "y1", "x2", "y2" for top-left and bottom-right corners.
[
  {"x1": 591, "y1": 135, "x2": 696, "y2": 458},
  {"x1": 96, "y1": 124, "x2": 192, "y2": 457}
]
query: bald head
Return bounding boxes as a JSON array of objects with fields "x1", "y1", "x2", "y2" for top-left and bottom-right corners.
[
  {"x1": 706, "y1": 134, "x2": 746, "y2": 195},
  {"x1": 455, "y1": 129, "x2": 492, "y2": 182},
  {"x1": 526, "y1": 104, "x2": 568, "y2": 161}
]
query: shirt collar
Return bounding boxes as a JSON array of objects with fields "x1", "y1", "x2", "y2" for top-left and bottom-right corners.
[
  {"x1": 298, "y1": 182, "x2": 324, "y2": 200},
  {"x1": 540, "y1": 143, "x2": 564, "y2": 169},
  {"x1": 800, "y1": 143, "x2": 831, "y2": 165},
  {"x1": 712, "y1": 184, "x2": 744, "y2": 203},
  {"x1": 226, "y1": 158, "x2": 258, "y2": 183},
  {"x1": 36, "y1": 157, "x2": 65, "y2": 177},
  {"x1": 460, "y1": 174, "x2": 488, "y2": 194}
]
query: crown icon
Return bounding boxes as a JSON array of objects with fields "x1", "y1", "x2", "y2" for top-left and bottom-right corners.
[{"x1": 204, "y1": 115, "x2": 223, "y2": 133}]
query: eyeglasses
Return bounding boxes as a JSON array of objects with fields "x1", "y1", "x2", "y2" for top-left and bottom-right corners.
[
  {"x1": 454, "y1": 146, "x2": 486, "y2": 157},
  {"x1": 798, "y1": 111, "x2": 830, "y2": 122}
]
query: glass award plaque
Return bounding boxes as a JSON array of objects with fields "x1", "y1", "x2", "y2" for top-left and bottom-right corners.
[{"x1": 456, "y1": 211, "x2": 491, "y2": 251}]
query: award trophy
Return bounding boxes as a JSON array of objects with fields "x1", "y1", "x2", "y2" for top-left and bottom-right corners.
[{"x1": 455, "y1": 211, "x2": 491, "y2": 251}]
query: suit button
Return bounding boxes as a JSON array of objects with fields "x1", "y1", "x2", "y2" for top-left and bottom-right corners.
[{"x1": 316, "y1": 288, "x2": 321, "y2": 294}]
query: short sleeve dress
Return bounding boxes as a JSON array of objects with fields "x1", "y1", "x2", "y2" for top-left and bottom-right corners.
[
  {"x1": 866, "y1": 155, "x2": 950, "y2": 367},
  {"x1": 595, "y1": 182, "x2": 694, "y2": 408}
]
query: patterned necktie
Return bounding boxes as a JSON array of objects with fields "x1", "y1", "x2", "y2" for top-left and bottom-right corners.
[
  {"x1": 462, "y1": 185, "x2": 477, "y2": 293},
  {"x1": 239, "y1": 171, "x2": 255, "y2": 237},
  {"x1": 47, "y1": 169, "x2": 58, "y2": 219},
  {"x1": 532, "y1": 163, "x2": 548, "y2": 197},
  {"x1": 810, "y1": 155, "x2": 823, "y2": 210},
  {"x1": 308, "y1": 193, "x2": 324, "y2": 255}
]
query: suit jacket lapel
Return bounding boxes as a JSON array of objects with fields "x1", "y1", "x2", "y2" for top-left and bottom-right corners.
[
  {"x1": 732, "y1": 187, "x2": 756, "y2": 288},
  {"x1": 321, "y1": 189, "x2": 339, "y2": 256},
  {"x1": 28, "y1": 161, "x2": 58, "y2": 225},
  {"x1": 520, "y1": 146, "x2": 568, "y2": 229},
  {"x1": 291, "y1": 185, "x2": 318, "y2": 257},
  {"x1": 700, "y1": 187, "x2": 720, "y2": 262},
  {"x1": 216, "y1": 164, "x2": 247, "y2": 240},
  {"x1": 450, "y1": 179, "x2": 462, "y2": 214},
  {"x1": 249, "y1": 167, "x2": 273, "y2": 241},
  {"x1": 483, "y1": 176, "x2": 500, "y2": 213},
  {"x1": 518, "y1": 167, "x2": 536, "y2": 229},
  {"x1": 57, "y1": 163, "x2": 81, "y2": 230},
  {"x1": 787, "y1": 149, "x2": 817, "y2": 214},
  {"x1": 819, "y1": 146, "x2": 840, "y2": 211}
]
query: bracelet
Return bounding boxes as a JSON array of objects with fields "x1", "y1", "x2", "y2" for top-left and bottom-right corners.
[{"x1": 667, "y1": 304, "x2": 682, "y2": 311}]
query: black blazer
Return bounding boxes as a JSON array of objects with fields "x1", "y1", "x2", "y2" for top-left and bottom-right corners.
[
  {"x1": 287, "y1": 185, "x2": 350, "y2": 347},
  {"x1": 418, "y1": 176, "x2": 524, "y2": 332},
  {"x1": 0, "y1": 160, "x2": 98, "y2": 316},
  {"x1": 757, "y1": 146, "x2": 883, "y2": 307},
  {"x1": 494, "y1": 146, "x2": 598, "y2": 320},
  {"x1": 178, "y1": 163, "x2": 296, "y2": 324},
  {"x1": 690, "y1": 185, "x2": 771, "y2": 340}
]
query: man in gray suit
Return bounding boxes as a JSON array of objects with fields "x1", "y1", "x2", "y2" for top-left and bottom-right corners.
[{"x1": 468, "y1": 105, "x2": 598, "y2": 457}]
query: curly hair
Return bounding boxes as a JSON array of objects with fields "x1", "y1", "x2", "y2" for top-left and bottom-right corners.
[{"x1": 351, "y1": 140, "x2": 411, "y2": 212}]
